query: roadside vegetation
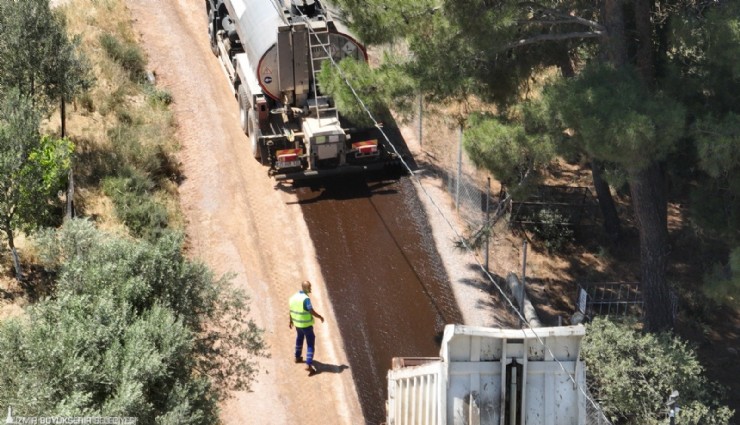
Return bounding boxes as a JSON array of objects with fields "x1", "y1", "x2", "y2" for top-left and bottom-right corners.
[
  {"x1": 320, "y1": 0, "x2": 739, "y2": 423},
  {"x1": 0, "y1": 0, "x2": 265, "y2": 423}
]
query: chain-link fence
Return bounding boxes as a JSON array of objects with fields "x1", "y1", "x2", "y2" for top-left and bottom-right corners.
[
  {"x1": 407, "y1": 100, "x2": 615, "y2": 425},
  {"x1": 586, "y1": 385, "x2": 614, "y2": 425}
]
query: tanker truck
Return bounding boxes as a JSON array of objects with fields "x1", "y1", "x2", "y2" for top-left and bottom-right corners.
[{"x1": 205, "y1": 0, "x2": 395, "y2": 181}]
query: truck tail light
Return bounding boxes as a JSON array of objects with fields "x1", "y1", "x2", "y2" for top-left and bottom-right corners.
[{"x1": 352, "y1": 139, "x2": 379, "y2": 157}]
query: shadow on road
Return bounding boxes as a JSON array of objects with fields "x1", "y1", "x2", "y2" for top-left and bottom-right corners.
[{"x1": 311, "y1": 360, "x2": 349, "y2": 375}]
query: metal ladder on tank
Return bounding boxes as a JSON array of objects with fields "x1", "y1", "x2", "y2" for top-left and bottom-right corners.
[{"x1": 307, "y1": 24, "x2": 338, "y2": 125}]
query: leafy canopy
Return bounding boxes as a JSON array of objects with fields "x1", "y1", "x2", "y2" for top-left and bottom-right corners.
[
  {"x1": 540, "y1": 64, "x2": 685, "y2": 172},
  {"x1": 463, "y1": 112, "x2": 554, "y2": 196},
  {"x1": 318, "y1": 57, "x2": 415, "y2": 127},
  {"x1": 0, "y1": 220, "x2": 266, "y2": 423},
  {"x1": 583, "y1": 318, "x2": 734, "y2": 425},
  {"x1": 0, "y1": 0, "x2": 92, "y2": 105},
  {"x1": 0, "y1": 89, "x2": 72, "y2": 243}
]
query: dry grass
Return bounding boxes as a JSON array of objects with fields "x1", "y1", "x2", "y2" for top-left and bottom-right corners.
[
  {"x1": 54, "y1": 0, "x2": 180, "y2": 225},
  {"x1": 1, "y1": 0, "x2": 182, "y2": 318}
]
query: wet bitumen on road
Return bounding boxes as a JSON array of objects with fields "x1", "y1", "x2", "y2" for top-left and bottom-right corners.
[{"x1": 295, "y1": 175, "x2": 464, "y2": 424}]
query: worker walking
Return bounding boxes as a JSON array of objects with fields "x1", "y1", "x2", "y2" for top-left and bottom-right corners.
[{"x1": 289, "y1": 280, "x2": 325, "y2": 376}]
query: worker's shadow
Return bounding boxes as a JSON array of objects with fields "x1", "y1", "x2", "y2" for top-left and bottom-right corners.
[{"x1": 311, "y1": 361, "x2": 349, "y2": 375}]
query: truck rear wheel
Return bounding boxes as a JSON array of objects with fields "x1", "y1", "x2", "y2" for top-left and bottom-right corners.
[
  {"x1": 248, "y1": 109, "x2": 263, "y2": 162},
  {"x1": 238, "y1": 85, "x2": 250, "y2": 135},
  {"x1": 208, "y1": 10, "x2": 219, "y2": 57}
]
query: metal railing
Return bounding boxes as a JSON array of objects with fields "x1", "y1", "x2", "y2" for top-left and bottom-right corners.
[{"x1": 577, "y1": 282, "x2": 643, "y2": 317}]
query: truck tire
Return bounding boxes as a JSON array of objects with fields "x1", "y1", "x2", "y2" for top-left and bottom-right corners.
[
  {"x1": 238, "y1": 85, "x2": 250, "y2": 135},
  {"x1": 248, "y1": 109, "x2": 263, "y2": 161},
  {"x1": 208, "y1": 10, "x2": 219, "y2": 57}
]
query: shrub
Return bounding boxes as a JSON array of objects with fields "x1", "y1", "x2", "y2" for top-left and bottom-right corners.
[
  {"x1": 0, "y1": 220, "x2": 267, "y2": 422},
  {"x1": 106, "y1": 124, "x2": 163, "y2": 177},
  {"x1": 99, "y1": 33, "x2": 146, "y2": 81},
  {"x1": 147, "y1": 86, "x2": 173, "y2": 106},
  {"x1": 102, "y1": 172, "x2": 169, "y2": 241},
  {"x1": 531, "y1": 208, "x2": 574, "y2": 253},
  {"x1": 582, "y1": 317, "x2": 734, "y2": 425}
]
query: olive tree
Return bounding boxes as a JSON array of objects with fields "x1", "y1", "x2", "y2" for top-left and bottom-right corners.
[
  {"x1": 0, "y1": 0, "x2": 93, "y2": 132},
  {"x1": 0, "y1": 89, "x2": 72, "y2": 280},
  {"x1": 0, "y1": 220, "x2": 266, "y2": 423}
]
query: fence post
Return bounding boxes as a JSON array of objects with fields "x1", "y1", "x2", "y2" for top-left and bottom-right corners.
[
  {"x1": 521, "y1": 240, "x2": 528, "y2": 326},
  {"x1": 418, "y1": 95, "x2": 423, "y2": 149},
  {"x1": 456, "y1": 123, "x2": 463, "y2": 212},
  {"x1": 66, "y1": 167, "x2": 75, "y2": 220},
  {"x1": 485, "y1": 177, "x2": 491, "y2": 271}
]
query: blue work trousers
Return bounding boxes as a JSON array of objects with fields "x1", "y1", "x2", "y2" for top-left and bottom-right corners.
[{"x1": 295, "y1": 326, "x2": 315, "y2": 365}]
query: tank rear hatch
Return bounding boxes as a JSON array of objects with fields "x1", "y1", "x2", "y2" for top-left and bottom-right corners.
[{"x1": 222, "y1": 0, "x2": 366, "y2": 105}]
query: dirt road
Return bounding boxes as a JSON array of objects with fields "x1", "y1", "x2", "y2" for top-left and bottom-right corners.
[
  {"x1": 124, "y1": 0, "x2": 516, "y2": 423},
  {"x1": 126, "y1": 0, "x2": 363, "y2": 423}
]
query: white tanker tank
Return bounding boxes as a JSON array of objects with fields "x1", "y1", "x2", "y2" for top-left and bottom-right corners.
[{"x1": 205, "y1": 0, "x2": 395, "y2": 180}]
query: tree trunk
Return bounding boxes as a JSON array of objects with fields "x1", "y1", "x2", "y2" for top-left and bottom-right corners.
[
  {"x1": 591, "y1": 160, "x2": 621, "y2": 242},
  {"x1": 633, "y1": 0, "x2": 655, "y2": 85},
  {"x1": 557, "y1": 50, "x2": 622, "y2": 243},
  {"x1": 61, "y1": 96, "x2": 66, "y2": 138},
  {"x1": 602, "y1": 0, "x2": 628, "y2": 66},
  {"x1": 5, "y1": 225, "x2": 22, "y2": 281},
  {"x1": 629, "y1": 162, "x2": 673, "y2": 331}
]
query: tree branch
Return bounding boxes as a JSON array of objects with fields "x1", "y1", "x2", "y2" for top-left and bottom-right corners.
[
  {"x1": 517, "y1": 1, "x2": 605, "y2": 31},
  {"x1": 501, "y1": 31, "x2": 605, "y2": 50},
  {"x1": 518, "y1": 18, "x2": 593, "y2": 26}
]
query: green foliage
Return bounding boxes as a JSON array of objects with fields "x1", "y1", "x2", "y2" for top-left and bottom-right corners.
[
  {"x1": 404, "y1": 12, "x2": 483, "y2": 103},
  {"x1": 146, "y1": 86, "x2": 174, "y2": 107},
  {"x1": 0, "y1": 89, "x2": 70, "y2": 249},
  {"x1": 0, "y1": 219, "x2": 267, "y2": 421},
  {"x1": 694, "y1": 113, "x2": 740, "y2": 180},
  {"x1": 99, "y1": 32, "x2": 147, "y2": 81},
  {"x1": 102, "y1": 172, "x2": 169, "y2": 241},
  {"x1": 331, "y1": 0, "x2": 438, "y2": 45},
  {"x1": 0, "y1": 0, "x2": 93, "y2": 106},
  {"x1": 689, "y1": 114, "x2": 740, "y2": 254},
  {"x1": 672, "y1": 5, "x2": 740, "y2": 310},
  {"x1": 318, "y1": 58, "x2": 415, "y2": 127},
  {"x1": 541, "y1": 65, "x2": 685, "y2": 171},
  {"x1": 334, "y1": 0, "x2": 599, "y2": 105},
  {"x1": 29, "y1": 135, "x2": 75, "y2": 193},
  {"x1": 529, "y1": 209, "x2": 574, "y2": 253},
  {"x1": 702, "y1": 248, "x2": 740, "y2": 309},
  {"x1": 0, "y1": 296, "x2": 202, "y2": 420},
  {"x1": 463, "y1": 112, "x2": 554, "y2": 195},
  {"x1": 583, "y1": 318, "x2": 734, "y2": 425},
  {"x1": 100, "y1": 111, "x2": 180, "y2": 241},
  {"x1": 106, "y1": 120, "x2": 174, "y2": 180}
]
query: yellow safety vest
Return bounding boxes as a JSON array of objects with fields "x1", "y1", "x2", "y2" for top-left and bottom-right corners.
[{"x1": 289, "y1": 292, "x2": 314, "y2": 328}]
